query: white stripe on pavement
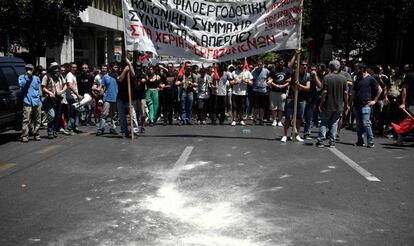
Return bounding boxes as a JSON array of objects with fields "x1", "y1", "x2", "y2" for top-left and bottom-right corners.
[
  {"x1": 166, "y1": 146, "x2": 194, "y2": 183},
  {"x1": 328, "y1": 148, "x2": 381, "y2": 182}
]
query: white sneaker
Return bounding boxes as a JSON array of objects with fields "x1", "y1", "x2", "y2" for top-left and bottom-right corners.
[
  {"x1": 296, "y1": 135, "x2": 304, "y2": 142},
  {"x1": 272, "y1": 120, "x2": 277, "y2": 127},
  {"x1": 277, "y1": 122, "x2": 283, "y2": 127},
  {"x1": 281, "y1": 136, "x2": 287, "y2": 143},
  {"x1": 231, "y1": 121, "x2": 236, "y2": 126},
  {"x1": 240, "y1": 120, "x2": 246, "y2": 126}
]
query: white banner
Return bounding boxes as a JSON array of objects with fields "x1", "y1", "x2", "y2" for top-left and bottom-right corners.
[{"x1": 122, "y1": 0, "x2": 303, "y2": 62}]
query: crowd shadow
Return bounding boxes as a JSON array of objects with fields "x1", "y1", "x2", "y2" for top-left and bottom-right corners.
[
  {"x1": 0, "y1": 132, "x2": 21, "y2": 145},
  {"x1": 140, "y1": 133, "x2": 276, "y2": 142}
]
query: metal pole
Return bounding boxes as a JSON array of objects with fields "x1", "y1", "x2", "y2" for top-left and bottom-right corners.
[{"x1": 292, "y1": 0, "x2": 304, "y2": 141}]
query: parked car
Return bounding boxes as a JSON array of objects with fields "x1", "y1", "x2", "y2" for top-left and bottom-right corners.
[{"x1": 0, "y1": 56, "x2": 26, "y2": 133}]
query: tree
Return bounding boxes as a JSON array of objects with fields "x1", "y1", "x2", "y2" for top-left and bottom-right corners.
[
  {"x1": 303, "y1": 0, "x2": 414, "y2": 65},
  {"x1": 0, "y1": 0, "x2": 89, "y2": 62}
]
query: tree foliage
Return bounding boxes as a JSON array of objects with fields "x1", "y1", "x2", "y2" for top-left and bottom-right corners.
[
  {"x1": 0, "y1": 0, "x2": 89, "y2": 57},
  {"x1": 303, "y1": 0, "x2": 414, "y2": 64}
]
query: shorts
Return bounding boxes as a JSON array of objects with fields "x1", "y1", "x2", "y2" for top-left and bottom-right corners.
[
  {"x1": 269, "y1": 91, "x2": 286, "y2": 111},
  {"x1": 285, "y1": 99, "x2": 306, "y2": 121}
]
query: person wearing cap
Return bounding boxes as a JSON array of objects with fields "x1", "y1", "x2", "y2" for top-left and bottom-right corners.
[
  {"x1": 42, "y1": 62, "x2": 65, "y2": 139},
  {"x1": 316, "y1": 60, "x2": 349, "y2": 147},
  {"x1": 19, "y1": 64, "x2": 42, "y2": 142}
]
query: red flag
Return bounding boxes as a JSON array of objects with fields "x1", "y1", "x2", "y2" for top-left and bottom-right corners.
[
  {"x1": 138, "y1": 53, "x2": 150, "y2": 63},
  {"x1": 243, "y1": 57, "x2": 249, "y2": 72},
  {"x1": 177, "y1": 63, "x2": 185, "y2": 79},
  {"x1": 391, "y1": 117, "x2": 414, "y2": 135},
  {"x1": 213, "y1": 66, "x2": 220, "y2": 80}
]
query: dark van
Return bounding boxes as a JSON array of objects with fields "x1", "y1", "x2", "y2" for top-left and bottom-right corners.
[{"x1": 0, "y1": 56, "x2": 26, "y2": 133}]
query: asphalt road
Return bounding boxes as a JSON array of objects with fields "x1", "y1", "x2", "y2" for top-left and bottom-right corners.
[{"x1": 0, "y1": 123, "x2": 413, "y2": 246}]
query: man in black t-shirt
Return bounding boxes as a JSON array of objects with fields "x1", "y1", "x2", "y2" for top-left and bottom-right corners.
[
  {"x1": 116, "y1": 58, "x2": 139, "y2": 138},
  {"x1": 303, "y1": 64, "x2": 322, "y2": 139},
  {"x1": 159, "y1": 63, "x2": 176, "y2": 125},
  {"x1": 353, "y1": 64, "x2": 383, "y2": 148},
  {"x1": 77, "y1": 63, "x2": 95, "y2": 126},
  {"x1": 401, "y1": 68, "x2": 414, "y2": 114},
  {"x1": 268, "y1": 58, "x2": 290, "y2": 127}
]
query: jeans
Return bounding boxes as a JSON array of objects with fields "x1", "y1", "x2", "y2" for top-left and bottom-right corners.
[
  {"x1": 160, "y1": 90, "x2": 173, "y2": 124},
  {"x1": 180, "y1": 91, "x2": 193, "y2": 123},
  {"x1": 252, "y1": 91, "x2": 267, "y2": 122},
  {"x1": 317, "y1": 111, "x2": 341, "y2": 144},
  {"x1": 43, "y1": 97, "x2": 58, "y2": 134},
  {"x1": 354, "y1": 105, "x2": 374, "y2": 144},
  {"x1": 117, "y1": 100, "x2": 139, "y2": 134},
  {"x1": 98, "y1": 101, "x2": 117, "y2": 132},
  {"x1": 66, "y1": 96, "x2": 77, "y2": 131},
  {"x1": 210, "y1": 95, "x2": 226, "y2": 123},
  {"x1": 197, "y1": 98, "x2": 210, "y2": 121},
  {"x1": 232, "y1": 94, "x2": 246, "y2": 121},
  {"x1": 304, "y1": 100, "x2": 317, "y2": 135}
]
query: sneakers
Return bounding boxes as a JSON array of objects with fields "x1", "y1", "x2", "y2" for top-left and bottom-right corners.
[
  {"x1": 281, "y1": 136, "x2": 287, "y2": 143},
  {"x1": 277, "y1": 122, "x2": 283, "y2": 127},
  {"x1": 96, "y1": 130, "x2": 103, "y2": 136},
  {"x1": 328, "y1": 142, "x2": 335, "y2": 148},
  {"x1": 53, "y1": 132, "x2": 58, "y2": 138},
  {"x1": 367, "y1": 143, "x2": 375, "y2": 148},
  {"x1": 231, "y1": 121, "x2": 237, "y2": 126},
  {"x1": 354, "y1": 141, "x2": 365, "y2": 147},
  {"x1": 47, "y1": 133, "x2": 54, "y2": 139},
  {"x1": 22, "y1": 137, "x2": 29, "y2": 143},
  {"x1": 316, "y1": 141, "x2": 324, "y2": 148},
  {"x1": 68, "y1": 130, "x2": 75, "y2": 136},
  {"x1": 272, "y1": 120, "x2": 277, "y2": 127},
  {"x1": 295, "y1": 135, "x2": 304, "y2": 142},
  {"x1": 34, "y1": 135, "x2": 41, "y2": 141},
  {"x1": 240, "y1": 120, "x2": 246, "y2": 126},
  {"x1": 60, "y1": 128, "x2": 70, "y2": 135},
  {"x1": 202, "y1": 120, "x2": 207, "y2": 125},
  {"x1": 304, "y1": 134, "x2": 312, "y2": 140}
]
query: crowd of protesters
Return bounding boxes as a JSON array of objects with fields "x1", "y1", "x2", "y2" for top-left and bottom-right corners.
[{"x1": 18, "y1": 50, "x2": 414, "y2": 147}]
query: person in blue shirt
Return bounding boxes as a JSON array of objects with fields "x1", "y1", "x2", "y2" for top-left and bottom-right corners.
[
  {"x1": 251, "y1": 60, "x2": 271, "y2": 125},
  {"x1": 18, "y1": 64, "x2": 42, "y2": 142},
  {"x1": 97, "y1": 62, "x2": 119, "y2": 136}
]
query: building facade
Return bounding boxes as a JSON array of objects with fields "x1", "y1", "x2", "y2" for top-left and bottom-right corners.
[{"x1": 45, "y1": 0, "x2": 123, "y2": 67}]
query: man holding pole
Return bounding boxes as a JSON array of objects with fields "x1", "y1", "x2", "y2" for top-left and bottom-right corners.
[
  {"x1": 117, "y1": 58, "x2": 139, "y2": 138},
  {"x1": 281, "y1": 50, "x2": 310, "y2": 143}
]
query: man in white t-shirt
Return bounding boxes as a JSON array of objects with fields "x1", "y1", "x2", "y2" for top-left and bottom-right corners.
[
  {"x1": 65, "y1": 62, "x2": 83, "y2": 135},
  {"x1": 210, "y1": 64, "x2": 230, "y2": 125},
  {"x1": 230, "y1": 61, "x2": 253, "y2": 126}
]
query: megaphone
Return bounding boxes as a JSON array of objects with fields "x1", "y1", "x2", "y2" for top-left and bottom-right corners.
[{"x1": 72, "y1": 93, "x2": 92, "y2": 109}]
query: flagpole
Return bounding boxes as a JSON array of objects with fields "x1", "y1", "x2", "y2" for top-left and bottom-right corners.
[
  {"x1": 292, "y1": 0, "x2": 304, "y2": 141},
  {"x1": 122, "y1": 0, "x2": 135, "y2": 142}
]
